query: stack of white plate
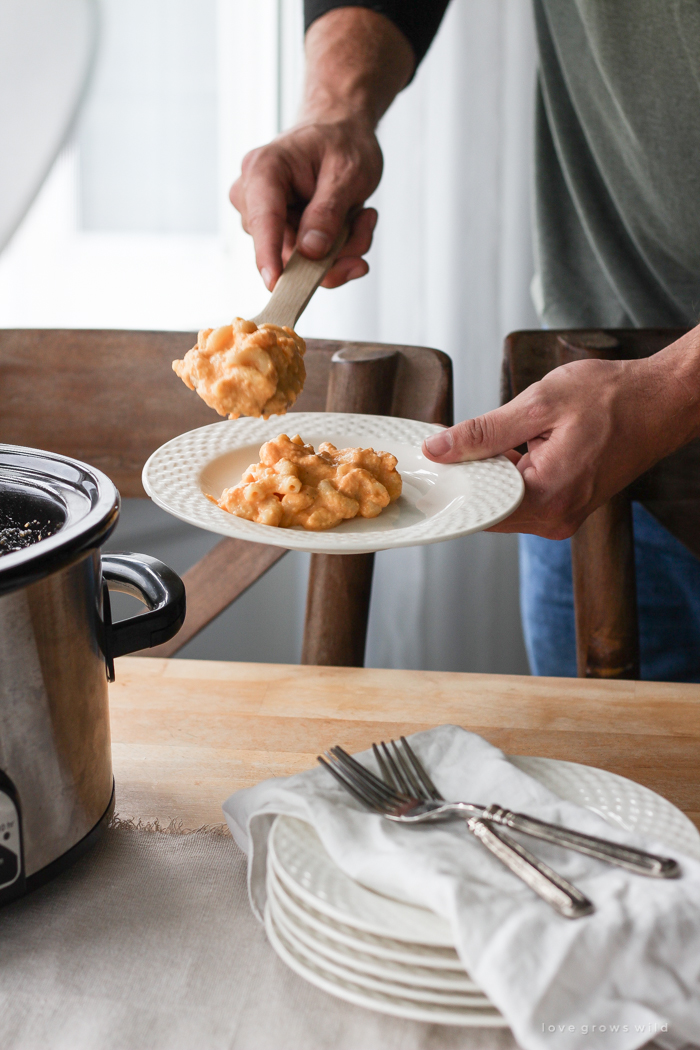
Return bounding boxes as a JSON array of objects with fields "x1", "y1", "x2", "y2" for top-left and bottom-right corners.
[
  {"x1": 263, "y1": 757, "x2": 700, "y2": 1026},
  {"x1": 265, "y1": 813, "x2": 505, "y2": 1025}
]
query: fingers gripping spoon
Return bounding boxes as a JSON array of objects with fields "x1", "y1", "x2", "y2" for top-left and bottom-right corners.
[{"x1": 251, "y1": 220, "x2": 353, "y2": 329}]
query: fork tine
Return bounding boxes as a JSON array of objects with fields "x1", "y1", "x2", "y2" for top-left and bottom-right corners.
[
  {"x1": 317, "y1": 756, "x2": 377, "y2": 809},
  {"x1": 330, "y1": 746, "x2": 407, "y2": 802},
  {"x1": 325, "y1": 751, "x2": 396, "y2": 810},
  {"x1": 380, "y1": 741, "x2": 413, "y2": 796},
  {"x1": 389, "y1": 739, "x2": 428, "y2": 799},
  {"x1": 399, "y1": 736, "x2": 442, "y2": 801},
  {"x1": 372, "y1": 743, "x2": 400, "y2": 792}
]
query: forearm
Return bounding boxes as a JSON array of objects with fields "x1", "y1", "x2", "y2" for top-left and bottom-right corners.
[
  {"x1": 647, "y1": 325, "x2": 700, "y2": 453},
  {"x1": 301, "y1": 8, "x2": 414, "y2": 128},
  {"x1": 230, "y1": 7, "x2": 415, "y2": 287}
]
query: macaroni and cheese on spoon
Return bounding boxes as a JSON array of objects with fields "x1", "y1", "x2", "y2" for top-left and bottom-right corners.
[{"x1": 172, "y1": 222, "x2": 351, "y2": 419}]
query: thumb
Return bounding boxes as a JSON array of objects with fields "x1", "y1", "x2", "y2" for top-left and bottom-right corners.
[
  {"x1": 422, "y1": 398, "x2": 542, "y2": 463},
  {"x1": 296, "y1": 159, "x2": 359, "y2": 259}
]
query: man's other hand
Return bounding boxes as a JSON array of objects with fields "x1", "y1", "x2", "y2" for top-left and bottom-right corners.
[{"x1": 422, "y1": 331, "x2": 700, "y2": 537}]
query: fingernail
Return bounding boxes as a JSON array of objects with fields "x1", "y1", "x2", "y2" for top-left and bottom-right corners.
[
  {"x1": 347, "y1": 264, "x2": 366, "y2": 281},
  {"x1": 261, "y1": 267, "x2": 272, "y2": 289},
  {"x1": 300, "y1": 229, "x2": 330, "y2": 255},
  {"x1": 424, "y1": 431, "x2": 453, "y2": 457}
]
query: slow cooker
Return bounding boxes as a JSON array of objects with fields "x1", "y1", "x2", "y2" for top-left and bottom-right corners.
[{"x1": 0, "y1": 445, "x2": 185, "y2": 904}]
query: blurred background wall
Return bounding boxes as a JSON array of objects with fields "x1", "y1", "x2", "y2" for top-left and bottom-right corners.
[{"x1": 0, "y1": 0, "x2": 538, "y2": 674}]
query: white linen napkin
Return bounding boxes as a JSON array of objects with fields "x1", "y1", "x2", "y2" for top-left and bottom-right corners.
[{"x1": 222, "y1": 725, "x2": 700, "y2": 1050}]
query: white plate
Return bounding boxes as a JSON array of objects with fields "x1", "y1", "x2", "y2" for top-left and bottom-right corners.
[
  {"x1": 510, "y1": 756, "x2": 700, "y2": 859},
  {"x1": 266, "y1": 872, "x2": 479, "y2": 991},
  {"x1": 269, "y1": 758, "x2": 700, "y2": 947},
  {"x1": 141, "y1": 412, "x2": 525, "y2": 555},
  {"x1": 264, "y1": 901, "x2": 507, "y2": 1028},
  {"x1": 267, "y1": 881, "x2": 490, "y2": 1007},
  {"x1": 269, "y1": 814, "x2": 454, "y2": 947},
  {"x1": 267, "y1": 862, "x2": 463, "y2": 969}
]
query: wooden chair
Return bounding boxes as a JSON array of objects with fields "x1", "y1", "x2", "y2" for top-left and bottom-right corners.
[
  {"x1": 0, "y1": 329, "x2": 452, "y2": 666},
  {"x1": 501, "y1": 328, "x2": 700, "y2": 680}
]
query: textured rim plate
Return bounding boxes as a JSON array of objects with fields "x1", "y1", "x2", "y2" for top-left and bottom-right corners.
[
  {"x1": 269, "y1": 815, "x2": 454, "y2": 947},
  {"x1": 141, "y1": 412, "x2": 525, "y2": 554},
  {"x1": 509, "y1": 756, "x2": 700, "y2": 860},
  {"x1": 264, "y1": 902, "x2": 507, "y2": 1028},
  {"x1": 269, "y1": 757, "x2": 700, "y2": 946},
  {"x1": 267, "y1": 882, "x2": 490, "y2": 1006},
  {"x1": 267, "y1": 862, "x2": 463, "y2": 969},
  {"x1": 266, "y1": 872, "x2": 478, "y2": 990}
]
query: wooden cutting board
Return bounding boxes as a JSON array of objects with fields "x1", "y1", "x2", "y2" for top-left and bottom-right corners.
[{"x1": 109, "y1": 657, "x2": 700, "y2": 832}]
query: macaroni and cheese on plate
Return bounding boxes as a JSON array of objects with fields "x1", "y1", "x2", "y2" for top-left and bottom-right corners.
[{"x1": 214, "y1": 433, "x2": 402, "y2": 531}]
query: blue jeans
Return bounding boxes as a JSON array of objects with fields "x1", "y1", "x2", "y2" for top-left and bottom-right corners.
[{"x1": 519, "y1": 503, "x2": 700, "y2": 681}]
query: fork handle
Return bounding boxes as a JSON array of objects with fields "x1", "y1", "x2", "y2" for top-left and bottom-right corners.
[
  {"x1": 466, "y1": 817, "x2": 593, "y2": 919},
  {"x1": 483, "y1": 806, "x2": 681, "y2": 879}
]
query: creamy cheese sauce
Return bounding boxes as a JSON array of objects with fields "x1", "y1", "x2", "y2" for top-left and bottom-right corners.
[{"x1": 215, "y1": 434, "x2": 402, "y2": 531}]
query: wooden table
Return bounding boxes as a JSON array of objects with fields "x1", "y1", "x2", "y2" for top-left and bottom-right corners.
[{"x1": 109, "y1": 657, "x2": 700, "y2": 830}]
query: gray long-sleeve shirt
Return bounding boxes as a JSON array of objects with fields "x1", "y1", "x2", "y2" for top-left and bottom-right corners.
[{"x1": 306, "y1": 0, "x2": 700, "y2": 328}]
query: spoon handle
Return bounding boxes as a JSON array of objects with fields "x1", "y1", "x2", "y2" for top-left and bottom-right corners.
[{"x1": 251, "y1": 216, "x2": 353, "y2": 329}]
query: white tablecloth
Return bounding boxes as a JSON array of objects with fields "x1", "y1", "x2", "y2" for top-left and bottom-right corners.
[{"x1": 0, "y1": 823, "x2": 666, "y2": 1050}]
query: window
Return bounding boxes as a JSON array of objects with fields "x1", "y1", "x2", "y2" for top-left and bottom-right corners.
[
  {"x1": 0, "y1": 0, "x2": 303, "y2": 332},
  {"x1": 79, "y1": 0, "x2": 219, "y2": 235}
]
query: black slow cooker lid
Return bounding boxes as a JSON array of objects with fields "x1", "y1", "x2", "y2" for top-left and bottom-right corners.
[{"x1": 0, "y1": 445, "x2": 120, "y2": 595}]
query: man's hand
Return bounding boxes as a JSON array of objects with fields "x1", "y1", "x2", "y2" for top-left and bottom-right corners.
[
  {"x1": 230, "y1": 119, "x2": 382, "y2": 291},
  {"x1": 229, "y1": 8, "x2": 414, "y2": 291},
  {"x1": 422, "y1": 330, "x2": 700, "y2": 538}
]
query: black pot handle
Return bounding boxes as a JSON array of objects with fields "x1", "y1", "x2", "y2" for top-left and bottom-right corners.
[{"x1": 101, "y1": 552, "x2": 186, "y2": 680}]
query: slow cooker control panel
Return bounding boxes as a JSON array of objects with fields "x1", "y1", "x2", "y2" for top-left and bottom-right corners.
[{"x1": 0, "y1": 776, "x2": 24, "y2": 904}]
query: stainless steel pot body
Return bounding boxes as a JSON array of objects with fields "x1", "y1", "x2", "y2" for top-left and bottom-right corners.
[
  {"x1": 0, "y1": 445, "x2": 185, "y2": 903},
  {"x1": 0, "y1": 551, "x2": 112, "y2": 878}
]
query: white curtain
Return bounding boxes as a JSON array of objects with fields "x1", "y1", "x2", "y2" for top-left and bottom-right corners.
[
  {"x1": 278, "y1": 0, "x2": 539, "y2": 673},
  {"x1": 0, "y1": 0, "x2": 95, "y2": 253}
]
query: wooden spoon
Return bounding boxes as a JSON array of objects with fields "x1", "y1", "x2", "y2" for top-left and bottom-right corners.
[{"x1": 250, "y1": 219, "x2": 353, "y2": 329}]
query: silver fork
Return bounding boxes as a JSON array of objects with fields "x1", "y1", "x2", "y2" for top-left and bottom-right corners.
[
  {"x1": 319, "y1": 745, "x2": 595, "y2": 920},
  {"x1": 374, "y1": 737, "x2": 679, "y2": 879}
]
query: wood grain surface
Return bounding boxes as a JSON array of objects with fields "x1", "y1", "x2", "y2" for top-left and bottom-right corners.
[
  {"x1": 148, "y1": 538, "x2": 286, "y2": 658},
  {"x1": 301, "y1": 344, "x2": 401, "y2": 667},
  {"x1": 109, "y1": 657, "x2": 700, "y2": 832},
  {"x1": 571, "y1": 494, "x2": 639, "y2": 679}
]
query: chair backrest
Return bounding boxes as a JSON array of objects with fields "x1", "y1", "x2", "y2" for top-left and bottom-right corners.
[
  {"x1": 1, "y1": 328, "x2": 453, "y2": 666},
  {"x1": 502, "y1": 328, "x2": 700, "y2": 679},
  {"x1": 1, "y1": 329, "x2": 452, "y2": 494}
]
